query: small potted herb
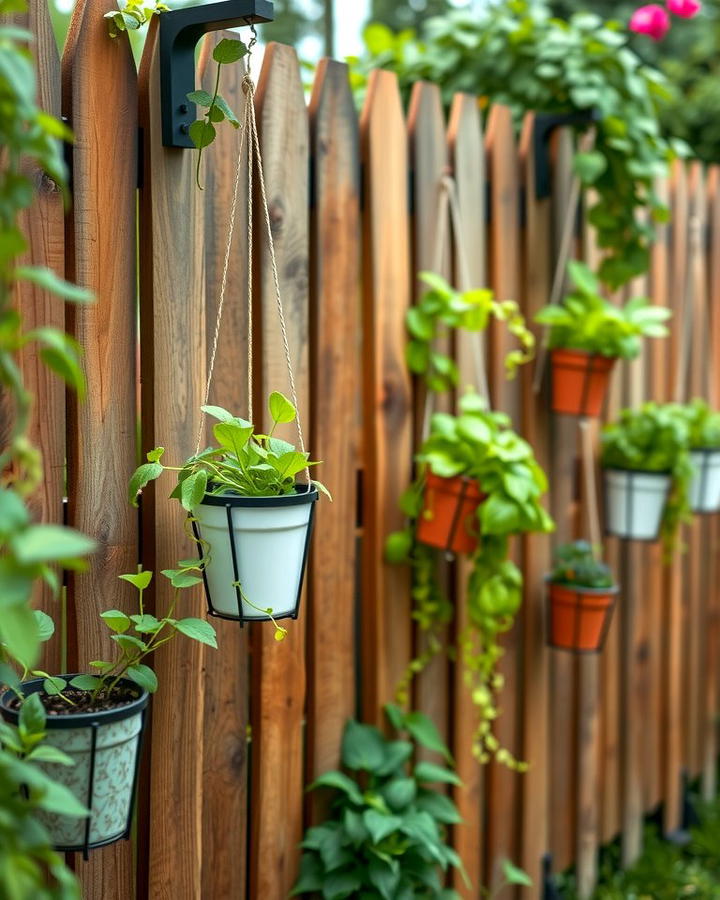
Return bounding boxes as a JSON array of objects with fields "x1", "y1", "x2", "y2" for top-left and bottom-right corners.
[
  {"x1": 682, "y1": 399, "x2": 720, "y2": 513},
  {"x1": 386, "y1": 390, "x2": 554, "y2": 766},
  {"x1": 601, "y1": 402, "x2": 692, "y2": 550},
  {"x1": 0, "y1": 569, "x2": 216, "y2": 856},
  {"x1": 535, "y1": 261, "x2": 671, "y2": 417},
  {"x1": 129, "y1": 392, "x2": 329, "y2": 632},
  {"x1": 546, "y1": 541, "x2": 618, "y2": 652}
]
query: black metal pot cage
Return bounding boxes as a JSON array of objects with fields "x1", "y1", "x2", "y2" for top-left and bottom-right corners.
[
  {"x1": 0, "y1": 677, "x2": 149, "y2": 860},
  {"x1": 603, "y1": 467, "x2": 671, "y2": 542},
  {"x1": 546, "y1": 585, "x2": 619, "y2": 655},
  {"x1": 190, "y1": 484, "x2": 318, "y2": 625}
]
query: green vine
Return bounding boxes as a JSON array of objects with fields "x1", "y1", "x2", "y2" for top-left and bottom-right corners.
[
  {"x1": 105, "y1": 0, "x2": 170, "y2": 38},
  {"x1": 353, "y1": 0, "x2": 687, "y2": 289}
]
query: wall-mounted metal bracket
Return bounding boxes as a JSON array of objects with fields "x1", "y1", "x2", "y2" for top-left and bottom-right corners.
[
  {"x1": 160, "y1": 0, "x2": 274, "y2": 148},
  {"x1": 665, "y1": 768, "x2": 700, "y2": 846},
  {"x1": 533, "y1": 109, "x2": 598, "y2": 200},
  {"x1": 541, "y1": 854, "x2": 562, "y2": 900}
]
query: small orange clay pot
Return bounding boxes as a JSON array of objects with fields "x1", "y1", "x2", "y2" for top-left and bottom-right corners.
[
  {"x1": 547, "y1": 582, "x2": 618, "y2": 653},
  {"x1": 416, "y1": 473, "x2": 485, "y2": 555},
  {"x1": 550, "y1": 349, "x2": 616, "y2": 417}
]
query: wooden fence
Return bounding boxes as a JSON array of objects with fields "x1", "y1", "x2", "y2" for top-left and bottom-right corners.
[{"x1": 12, "y1": 1, "x2": 720, "y2": 897}]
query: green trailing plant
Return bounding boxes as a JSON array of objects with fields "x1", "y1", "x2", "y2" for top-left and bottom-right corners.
[
  {"x1": 104, "y1": 0, "x2": 169, "y2": 38},
  {"x1": 549, "y1": 540, "x2": 614, "y2": 589},
  {"x1": 535, "y1": 260, "x2": 671, "y2": 358},
  {"x1": 0, "y1": 2, "x2": 103, "y2": 894},
  {"x1": 353, "y1": 0, "x2": 687, "y2": 288},
  {"x1": 386, "y1": 391, "x2": 554, "y2": 767},
  {"x1": 682, "y1": 397, "x2": 720, "y2": 449},
  {"x1": 601, "y1": 402, "x2": 693, "y2": 553},
  {"x1": 292, "y1": 703, "x2": 534, "y2": 899},
  {"x1": 407, "y1": 272, "x2": 535, "y2": 389},
  {"x1": 187, "y1": 37, "x2": 247, "y2": 189}
]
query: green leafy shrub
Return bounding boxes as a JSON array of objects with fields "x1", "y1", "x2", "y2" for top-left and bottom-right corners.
[
  {"x1": 535, "y1": 261, "x2": 671, "y2": 359},
  {"x1": 353, "y1": 0, "x2": 685, "y2": 288},
  {"x1": 292, "y1": 705, "x2": 468, "y2": 899},
  {"x1": 407, "y1": 272, "x2": 535, "y2": 389},
  {"x1": 681, "y1": 398, "x2": 720, "y2": 450},
  {"x1": 601, "y1": 402, "x2": 693, "y2": 552},
  {"x1": 549, "y1": 541, "x2": 615, "y2": 589},
  {"x1": 386, "y1": 391, "x2": 553, "y2": 766}
]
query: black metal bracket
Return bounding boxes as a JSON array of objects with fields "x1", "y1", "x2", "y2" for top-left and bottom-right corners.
[
  {"x1": 532, "y1": 109, "x2": 599, "y2": 200},
  {"x1": 541, "y1": 854, "x2": 562, "y2": 900},
  {"x1": 665, "y1": 769, "x2": 700, "y2": 846},
  {"x1": 159, "y1": 0, "x2": 274, "y2": 148}
]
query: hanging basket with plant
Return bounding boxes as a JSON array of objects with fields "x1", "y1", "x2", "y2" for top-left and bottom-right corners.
[
  {"x1": 682, "y1": 399, "x2": 720, "y2": 513},
  {"x1": 0, "y1": 570, "x2": 216, "y2": 858},
  {"x1": 546, "y1": 540, "x2": 618, "y2": 653},
  {"x1": 601, "y1": 402, "x2": 692, "y2": 549},
  {"x1": 535, "y1": 261, "x2": 671, "y2": 417}
]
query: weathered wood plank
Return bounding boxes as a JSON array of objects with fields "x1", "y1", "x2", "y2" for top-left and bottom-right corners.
[
  {"x1": 517, "y1": 112, "x2": 551, "y2": 900},
  {"x1": 249, "y1": 43, "x2": 309, "y2": 899},
  {"x1": 306, "y1": 57, "x2": 359, "y2": 804},
  {"x1": 407, "y1": 81, "x2": 451, "y2": 755},
  {"x1": 484, "y1": 103, "x2": 522, "y2": 890},
  {"x1": 62, "y1": 1, "x2": 139, "y2": 893},
  {"x1": 447, "y1": 91, "x2": 485, "y2": 898},
  {"x1": 138, "y1": 19, "x2": 207, "y2": 899},
  {"x1": 359, "y1": 69, "x2": 413, "y2": 724},
  {"x1": 198, "y1": 35, "x2": 250, "y2": 900},
  {"x1": 9, "y1": 0, "x2": 65, "y2": 676}
]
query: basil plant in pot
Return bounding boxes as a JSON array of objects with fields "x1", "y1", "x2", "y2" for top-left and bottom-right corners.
[
  {"x1": 0, "y1": 568, "x2": 216, "y2": 857},
  {"x1": 601, "y1": 402, "x2": 692, "y2": 552},
  {"x1": 130, "y1": 392, "x2": 328, "y2": 635},
  {"x1": 546, "y1": 541, "x2": 618, "y2": 653},
  {"x1": 386, "y1": 390, "x2": 554, "y2": 768},
  {"x1": 535, "y1": 261, "x2": 671, "y2": 417},
  {"x1": 682, "y1": 399, "x2": 720, "y2": 514}
]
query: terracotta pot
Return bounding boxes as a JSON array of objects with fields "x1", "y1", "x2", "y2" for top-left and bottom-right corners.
[
  {"x1": 547, "y1": 582, "x2": 618, "y2": 652},
  {"x1": 416, "y1": 473, "x2": 485, "y2": 554},
  {"x1": 550, "y1": 349, "x2": 616, "y2": 417}
]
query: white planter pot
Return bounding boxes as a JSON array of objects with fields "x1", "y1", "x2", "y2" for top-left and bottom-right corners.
[
  {"x1": 689, "y1": 449, "x2": 720, "y2": 513},
  {"x1": 604, "y1": 468, "x2": 671, "y2": 540},
  {"x1": 0, "y1": 676, "x2": 148, "y2": 856},
  {"x1": 192, "y1": 484, "x2": 318, "y2": 621}
]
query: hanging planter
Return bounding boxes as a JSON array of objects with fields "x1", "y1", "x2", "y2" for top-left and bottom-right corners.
[
  {"x1": 191, "y1": 483, "x2": 317, "y2": 621},
  {"x1": 689, "y1": 449, "x2": 720, "y2": 513},
  {"x1": 549, "y1": 349, "x2": 615, "y2": 417},
  {"x1": 603, "y1": 468, "x2": 672, "y2": 540},
  {"x1": 601, "y1": 403, "x2": 692, "y2": 551},
  {"x1": 0, "y1": 676, "x2": 148, "y2": 858},
  {"x1": 546, "y1": 541, "x2": 618, "y2": 653},
  {"x1": 535, "y1": 261, "x2": 671, "y2": 417},
  {"x1": 416, "y1": 472, "x2": 485, "y2": 555}
]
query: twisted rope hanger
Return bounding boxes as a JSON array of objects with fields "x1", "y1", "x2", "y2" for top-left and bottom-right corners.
[{"x1": 195, "y1": 26, "x2": 309, "y2": 482}]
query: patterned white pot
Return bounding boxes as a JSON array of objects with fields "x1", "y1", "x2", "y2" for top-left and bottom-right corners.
[
  {"x1": 1, "y1": 676, "x2": 149, "y2": 856},
  {"x1": 192, "y1": 484, "x2": 318, "y2": 621},
  {"x1": 689, "y1": 449, "x2": 720, "y2": 513},
  {"x1": 604, "y1": 468, "x2": 671, "y2": 540}
]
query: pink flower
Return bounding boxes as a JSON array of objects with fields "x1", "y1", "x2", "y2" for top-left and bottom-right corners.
[
  {"x1": 629, "y1": 4, "x2": 671, "y2": 39},
  {"x1": 667, "y1": 0, "x2": 701, "y2": 17}
]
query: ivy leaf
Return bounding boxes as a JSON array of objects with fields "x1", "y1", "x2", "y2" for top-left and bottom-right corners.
[
  {"x1": 308, "y1": 771, "x2": 364, "y2": 805},
  {"x1": 69, "y1": 675, "x2": 102, "y2": 691},
  {"x1": 186, "y1": 89, "x2": 214, "y2": 108},
  {"x1": 128, "y1": 461, "x2": 163, "y2": 507},
  {"x1": 189, "y1": 119, "x2": 216, "y2": 150},
  {"x1": 213, "y1": 95, "x2": 239, "y2": 128},
  {"x1": 111, "y1": 634, "x2": 147, "y2": 653},
  {"x1": 174, "y1": 617, "x2": 218, "y2": 648},
  {"x1": 180, "y1": 468, "x2": 208, "y2": 511},
  {"x1": 363, "y1": 809, "x2": 402, "y2": 845},
  {"x1": 126, "y1": 663, "x2": 158, "y2": 693},
  {"x1": 14, "y1": 265, "x2": 94, "y2": 303},
  {"x1": 130, "y1": 614, "x2": 162, "y2": 634},
  {"x1": 41, "y1": 676, "x2": 67, "y2": 697},
  {"x1": 34, "y1": 609, "x2": 55, "y2": 642},
  {"x1": 161, "y1": 569, "x2": 204, "y2": 589},
  {"x1": 19, "y1": 692, "x2": 46, "y2": 737},
  {"x1": 11, "y1": 524, "x2": 96, "y2": 565},
  {"x1": 414, "y1": 761, "x2": 462, "y2": 786},
  {"x1": 268, "y1": 391, "x2": 296, "y2": 424},
  {"x1": 119, "y1": 570, "x2": 153, "y2": 592},
  {"x1": 501, "y1": 859, "x2": 533, "y2": 887},
  {"x1": 27, "y1": 744, "x2": 74, "y2": 766},
  {"x1": 100, "y1": 609, "x2": 131, "y2": 634},
  {"x1": 212, "y1": 38, "x2": 247, "y2": 64},
  {"x1": 572, "y1": 150, "x2": 606, "y2": 184},
  {"x1": 403, "y1": 711, "x2": 453, "y2": 763}
]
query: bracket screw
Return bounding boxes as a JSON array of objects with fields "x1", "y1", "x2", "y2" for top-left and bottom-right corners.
[
  {"x1": 180, "y1": 123, "x2": 190, "y2": 135},
  {"x1": 179, "y1": 103, "x2": 188, "y2": 114}
]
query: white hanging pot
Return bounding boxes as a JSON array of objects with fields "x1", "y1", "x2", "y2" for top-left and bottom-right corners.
[
  {"x1": 689, "y1": 449, "x2": 720, "y2": 513},
  {"x1": 603, "y1": 468, "x2": 671, "y2": 541},
  {"x1": 191, "y1": 483, "x2": 318, "y2": 622},
  {"x1": 0, "y1": 676, "x2": 148, "y2": 858}
]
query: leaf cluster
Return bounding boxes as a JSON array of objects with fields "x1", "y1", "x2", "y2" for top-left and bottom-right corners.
[
  {"x1": 386, "y1": 391, "x2": 553, "y2": 766},
  {"x1": 681, "y1": 397, "x2": 720, "y2": 450},
  {"x1": 406, "y1": 272, "x2": 535, "y2": 390},
  {"x1": 187, "y1": 38, "x2": 247, "y2": 189},
  {"x1": 549, "y1": 540, "x2": 615, "y2": 589},
  {"x1": 130, "y1": 391, "x2": 328, "y2": 509},
  {"x1": 0, "y1": 692, "x2": 85, "y2": 899},
  {"x1": 104, "y1": 0, "x2": 169, "y2": 38},
  {"x1": 292, "y1": 704, "x2": 467, "y2": 899},
  {"x1": 535, "y1": 261, "x2": 671, "y2": 359},
  {"x1": 601, "y1": 402, "x2": 694, "y2": 553},
  {"x1": 353, "y1": 0, "x2": 686, "y2": 288}
]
